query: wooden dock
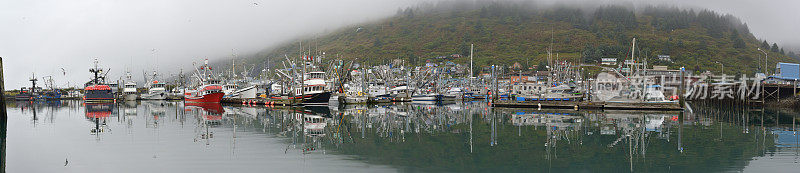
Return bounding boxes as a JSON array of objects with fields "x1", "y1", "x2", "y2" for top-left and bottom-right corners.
[{"x1": 492, "y1": 100, "x2": 682, "y2": 110}]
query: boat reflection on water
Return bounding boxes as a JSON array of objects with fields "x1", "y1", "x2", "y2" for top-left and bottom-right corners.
[
  {"x1": 186, "y1": 102, "x2": 225, "y2": 122},
  {"x1": 85, "y1": 103, "x2": 113, "y2": 135},
  {"x1": 5, "y1": 100, "x2": 797, "y2": 172},
  {"x1": 185, "y1": 102, "x2": 224, "y2": 145},
  {"x1": 143, "y1": 101, "x2": 169, "y2": 128},
  {"x1": 248, "y1": 102, "x2": 786, "y2": 172}
]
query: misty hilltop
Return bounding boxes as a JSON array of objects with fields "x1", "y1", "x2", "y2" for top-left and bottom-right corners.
[{"x1": 247, "y1": 1, "x2": 798, "y2": 75}]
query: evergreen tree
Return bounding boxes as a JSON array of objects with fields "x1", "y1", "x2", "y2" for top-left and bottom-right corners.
[
  {"x1": 771, "y1": 43, "x2": 779, "y2": 52},
  {"x1": 730, "y1": 30, "x2": 746, "y2": 49},
  {"x1": 761, "y1": 41, "x2": 770, "y2": 50},
  {"x1": 536, "y1": 61, "x2": 548, "y2": 71}
]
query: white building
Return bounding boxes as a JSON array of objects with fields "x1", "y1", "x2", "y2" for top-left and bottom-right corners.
[
  {"x1": 657, "y1": 55, "x2": 672, "y2": 62},
  {"x1": 601, "y1": 58, "x2": 617, "y2": 66}
]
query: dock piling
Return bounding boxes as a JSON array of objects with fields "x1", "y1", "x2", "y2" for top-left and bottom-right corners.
[{"x1": 1, "y1": 57, "x2": 7, "y2": 173}]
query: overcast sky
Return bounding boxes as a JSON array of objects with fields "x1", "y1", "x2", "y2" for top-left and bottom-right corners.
[{"x1": 1, "y1": 0, "x2": 798, "y2": 89}]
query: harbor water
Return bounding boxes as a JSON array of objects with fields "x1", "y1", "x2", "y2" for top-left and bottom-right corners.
[{"x1": 3, "y1": 100, "x2": 799, "y2": 172}]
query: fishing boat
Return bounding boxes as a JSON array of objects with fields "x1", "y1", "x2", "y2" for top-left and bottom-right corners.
[
  {"x1": 342, "y1": 83, "x2": 368, "y2": 104},
  {"x1": 141, "y1": 80, "x2": 167, "y2": 100},
  {"x1": 411, "y1": 90, "x2": 442, "y2": 102},
  {"x1": 367, "y1": 82, "x2": 391, "y2": 103},
  {"x1": 84, "y1": 59, "x2": 114, "y2": 102},
  {"x1": 389, "y1": 85, "x2": 414, "y2": 102},
  {"x1": 185, "y1": 59, "x2": 225, "y2": 103},
  {"x1": 42, "y1": 90, "x2": 62, "y2": 100},
  {"x1": 122, "y1": 72, "x2": 138, "y2": 101},
  {"x1": 514, "y1": 83, "x2": 584, "y2": 101},
  {"x1": 184, "y1": 84, "x2": 225, "y2": 103},
  {"x1": 442, "y1": 87, "x2": 465, "y2": 101},
  {"x1": 223, "y1": 83, "x2": 258, "y2": 99},
  {"x1": 15, "y1": 87, "x2": 33, "y2": 101},
  {"x1": 123, "y1": 82, "x2": 138, "y2": 101},
  {"x1": 290, "y1": 71, "x2": 332, "y2": 105},
  {"x1": 84, "y1": 85, "x2": 114, "y2": 102}
]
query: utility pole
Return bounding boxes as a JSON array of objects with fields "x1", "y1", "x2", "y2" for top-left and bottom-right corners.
[{"x1": 758, "y1": 48, "x2": 769, "y2": 75}]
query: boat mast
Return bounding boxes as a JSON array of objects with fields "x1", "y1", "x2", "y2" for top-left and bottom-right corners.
[
  {"x1": 29, "y1": 73, "x2": 38, "y2": 93},
  {"x1": 470, "y1": 44, "x2": 473, "y2": 79},
  {"x1": 89, "y1": 58, "x2": 102, "y2": 85}
]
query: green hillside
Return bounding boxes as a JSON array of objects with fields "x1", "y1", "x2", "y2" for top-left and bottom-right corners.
[{"x1": 249, "y1": 3, "x2": 797, "y2": 76}]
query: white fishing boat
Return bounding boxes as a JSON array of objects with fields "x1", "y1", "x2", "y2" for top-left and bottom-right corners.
[
  {"x1": 442, "y1": 87, "x2": 464, "y2": 101},
  {"x1": 513, "y1": 82, "x2": 584, "y2": 101},
  {"x1": 367, "y1": 82, "x2": 391, "y2": 103},
  {"x1": 342, "y1": 83, "x2": 368, "y2": 104},
  {"x1": 411, "y1": 91, "x2": 441, "y2": 102},
  {"x1": 122, "y1": 71, "x2": 138, "y2": 101},
  {"x1": 141, "y1": 80, "x2": 167, "y2": 100},
  {"x1": 223, "y1": 83, "x2": 258, "y2": 99},
  {"x1": 389, "y1": 85, "x2": 414, "y2": 101},
  {"x1": 141, "y1": 71, "x2": 167, "y2": 100},
  {"x1": 123, "y1": 82, "x2": 138, "y2": 101}
]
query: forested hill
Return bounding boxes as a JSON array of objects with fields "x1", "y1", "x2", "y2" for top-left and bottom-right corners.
[{"x1": 248, "y1": 2, "x2": 798, "y2": 75}]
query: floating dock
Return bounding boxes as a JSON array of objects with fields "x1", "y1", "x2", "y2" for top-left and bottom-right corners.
[{"x1": 492, "y1": 100, "x2": 682, "y2": 110}]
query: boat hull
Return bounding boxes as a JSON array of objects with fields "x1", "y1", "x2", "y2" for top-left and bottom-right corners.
[
  {"x1": 85, "y1": 91, "x2": 114, "y2": 102},
  {"x1": 123, "y1": 94, "x2": 138, "y2": 101},
  {"x1": 141, "y1": 91, "x2": 167, "y2": 100},
  {"x1": 411, "y1": 94, "x2": 442, "y2": 101},
  {"x1": 302, "y1": 92, "x2": 332, "y2": 105},
  {"x1": 343, "y1": 96, "x2": 368, "y2": 104},
  {"x1": 185, "y1": 92, "x2": 224, "y2": 103},
  {"x1": 14, "y1": 94, "x2": 32, "y2": 101},
  {"x1": 225, "y1": 86, "x2": 258, "y2": 99}
]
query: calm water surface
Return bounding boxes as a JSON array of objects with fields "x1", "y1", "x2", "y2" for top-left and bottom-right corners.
[{"x1": 2, "y1": 100, "x2": 799, "y2": 172}]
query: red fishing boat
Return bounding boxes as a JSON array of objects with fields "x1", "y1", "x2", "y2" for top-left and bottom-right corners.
[
  {"x1": 84, "y1": 84, "x2": 114, "y2": 102},
  {"x1": 184, "y1": 84, "x2": 224, "y2": 103}
]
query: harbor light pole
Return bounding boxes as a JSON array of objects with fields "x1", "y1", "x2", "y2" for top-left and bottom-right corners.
[{"x1": 758, "y1": 48, "x2": 768, "y2": 75}]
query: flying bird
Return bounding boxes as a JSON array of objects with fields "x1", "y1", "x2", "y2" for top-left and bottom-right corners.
[
  {"x1": 60, "y1": 68, "x2": 66, "y2": 76},
  {"x1": 253, "y1": 2, "x2": 259, "y2": 6},
  {"x1": 64, "y1": 158, "x2": 68, "y2": 166}
]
